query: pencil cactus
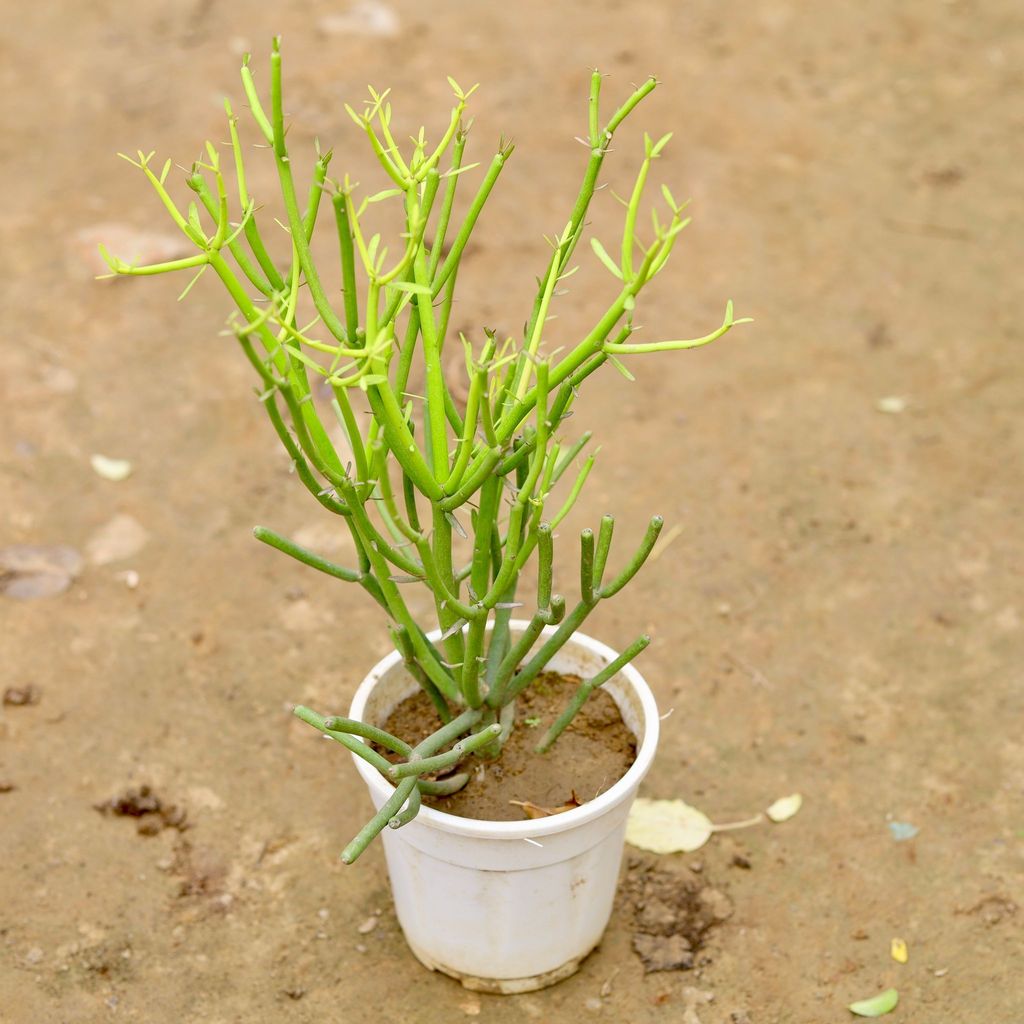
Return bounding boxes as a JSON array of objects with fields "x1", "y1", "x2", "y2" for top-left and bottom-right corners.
[{"x1": 103, "y1": 39, "x2": 748, "y2": 862}]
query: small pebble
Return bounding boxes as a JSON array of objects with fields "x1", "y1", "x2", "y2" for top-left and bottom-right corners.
[
  {"x1": 357, "y1": 915, "x2": 378, "y2": 934},
  {"x1": 876, "y1": 395, "x2": 908, "y2": 414},
  {"x1": 90, "y1": 454, "x2": 133, "y2": 482},
  {"x1": 584, "y1": 996, "x2": 603, "y2": 1012}
]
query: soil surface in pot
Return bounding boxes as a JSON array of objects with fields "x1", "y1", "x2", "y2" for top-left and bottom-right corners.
[{"x1": 374, "y1": 671, "x2": 637, "y2": 821}]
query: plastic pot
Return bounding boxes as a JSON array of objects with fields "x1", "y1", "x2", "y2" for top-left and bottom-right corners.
[{"x1": 346, "y1": 620, "x2": 659, "y2": 993}]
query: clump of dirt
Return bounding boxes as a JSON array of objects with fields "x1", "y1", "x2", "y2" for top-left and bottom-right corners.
[
  {"x1": 3, "y1": 684, "x2": 41, "y2": 706},
  {"x1": 165, "y1": 838, "x2": 229, "y2": 903},
  {"x1": 622, "y1": 854, "x2": 733, "y2": 973},
  {"x1": 93, "y1": 785, "x2": 188, "y2": 836},
  {"x1": 375, "y1": 670, "x2": 637, "y2": 821}
]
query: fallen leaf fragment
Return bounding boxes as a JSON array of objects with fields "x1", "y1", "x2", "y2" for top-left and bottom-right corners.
[
  {"x1": 848, "y1": 988, "x2": 899, "y2": 1017},
  {"x1": 626, "y1": 798, "x2": 713, "y2": 854},
  {"x1": 891, "y1": 936, "x2": 908, "y2": 963},
  {"x1": 90, "y1": 454, "x2": 133, "y2": 481},
  {"x1": 766, "y1": 793, "x2": 803, "y2": 823},
  {"x1": 510, "y1": 790, "x2": 581, "y2": 819}
]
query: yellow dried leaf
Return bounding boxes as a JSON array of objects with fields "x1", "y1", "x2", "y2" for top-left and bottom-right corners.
[
  {"x1": 625, "y1": 798, "x2": 713, "y2": 854},
  {"x1": 766, "y1": 793, "x2": 803, "y2": 823},
  {"x1": 891, "y1": 937, "x2": 908, "y2": 963}
]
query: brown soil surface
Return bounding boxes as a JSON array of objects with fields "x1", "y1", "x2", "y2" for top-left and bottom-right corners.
[
  {"x1": 376, "y1": 671, "x2": 637, "y2": 821},
  {"x1": 2, "y1": 2, "x2": 1022, "y2": 1023}
]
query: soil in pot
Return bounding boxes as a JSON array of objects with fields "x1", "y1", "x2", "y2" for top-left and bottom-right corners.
[{"x1": 374, "y1": 670, "x2": 637, "y2": 821}]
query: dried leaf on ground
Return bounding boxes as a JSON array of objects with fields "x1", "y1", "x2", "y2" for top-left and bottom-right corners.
[
  {"x1": 510, "y1": 790, "x2": 581, "y2": 819},
  {"x1": 0, "y1": 544, "x2": 83, "y2": 600},
  {"x1": 626, "y1": 799, "x2": 714, "y2": 853},
  {"x1": 766, "y1": 793, "x2": 803, "y2": 823},
  {"x1": 848, "y1": 988, "x2": 899, "y2": 1017}
]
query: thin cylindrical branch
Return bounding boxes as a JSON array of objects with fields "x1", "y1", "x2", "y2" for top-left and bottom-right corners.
[
  {"x1": 321, "y1": 715, "x2": 413, "y2": 757},
  {"x1": 535, "y1": 634, "x2": 651, "y2": 754},
  {"x1": 413, "y1": 707, "x2": 483, "y2": 757},
  {"x1": 390, "y1": 722, "x2": 502, "y2": 779},
  {"x1": 418, "y1": 772, "x2": 469, "y2": 796},
  {"x1": 388, "y1": 785, "x2": 421, "y2": 828},
  {"x1": 251, "y1": 526, "x2": 361, "y2": 581},
  {"x1": 486, "y1": 594, "x2": 566, "y2": 709},
  {"x1": 333, "y1": 193, "x2": 361, "y2": 342},
  {"x1": 293, "y1": 705, "x2": 396, "y2": 775},
  {"x1": 598, "y1": 515, "x2": 664, "y2": 598},
  {"x1": 593, "y1": 514, "x2": 615, "y2": 590},
  {"x1": 390, "y1": 624, "x2": 452, "y2": 723},
  {"x1": 579, "y1": 528, "x2": 596, "y2": 606},
  {"x1": 502, "y1": 597, "x2": 590, "y2": 705},
  {"x1": 432, "y1": 148, "x2": 512, "y2": 295},
  {"x1": 537, "y1": 523, "x2": 553, "y2": 608},
  {"x1": 341, "y1": 776, "x2": 418, "y2": 862}
]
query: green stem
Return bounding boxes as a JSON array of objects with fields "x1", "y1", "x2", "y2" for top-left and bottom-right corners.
[
  {"x1": 390, "y1": 722, "x2": 502, "y2": 779},
  {"x1": 536, "y1": 634, "x2": 650, "y2": 753}
]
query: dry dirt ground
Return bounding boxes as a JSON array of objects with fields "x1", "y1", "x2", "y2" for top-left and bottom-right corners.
[{"x1": 2, "y1": 2, "x2": 1022, "y2": 1021}]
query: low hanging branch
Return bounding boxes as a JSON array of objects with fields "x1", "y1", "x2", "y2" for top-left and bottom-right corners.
[{"x1": 103, "y1": 40, "x2": 750, "y2": 862}]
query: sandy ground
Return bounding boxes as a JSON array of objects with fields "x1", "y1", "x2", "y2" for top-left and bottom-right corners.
[{"x1": 2, "y1": 1, "x2": 1022, "y2": 1021}]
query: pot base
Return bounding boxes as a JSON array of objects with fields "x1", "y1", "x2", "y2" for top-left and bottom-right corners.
[{"x1": 407, "y1": 937, "x2": 596, "y2": 994}]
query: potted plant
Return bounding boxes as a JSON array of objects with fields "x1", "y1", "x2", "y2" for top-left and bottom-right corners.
[{"x1": 101, "y1": 39, "x2": 748, "y2": 993}]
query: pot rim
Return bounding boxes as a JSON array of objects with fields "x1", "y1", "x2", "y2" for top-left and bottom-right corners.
[{"x1": 347, "y1": 620, "x2": 659, "y2": 840}]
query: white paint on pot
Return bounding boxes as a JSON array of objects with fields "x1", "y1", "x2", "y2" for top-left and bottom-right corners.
[{"x1": 347, "y1": 621, "x2": 660, "y2": 993}]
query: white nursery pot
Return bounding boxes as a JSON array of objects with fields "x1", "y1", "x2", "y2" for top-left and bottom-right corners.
[{"x1": 347, "y1": 620, "x2": 660, "y2": 994}]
